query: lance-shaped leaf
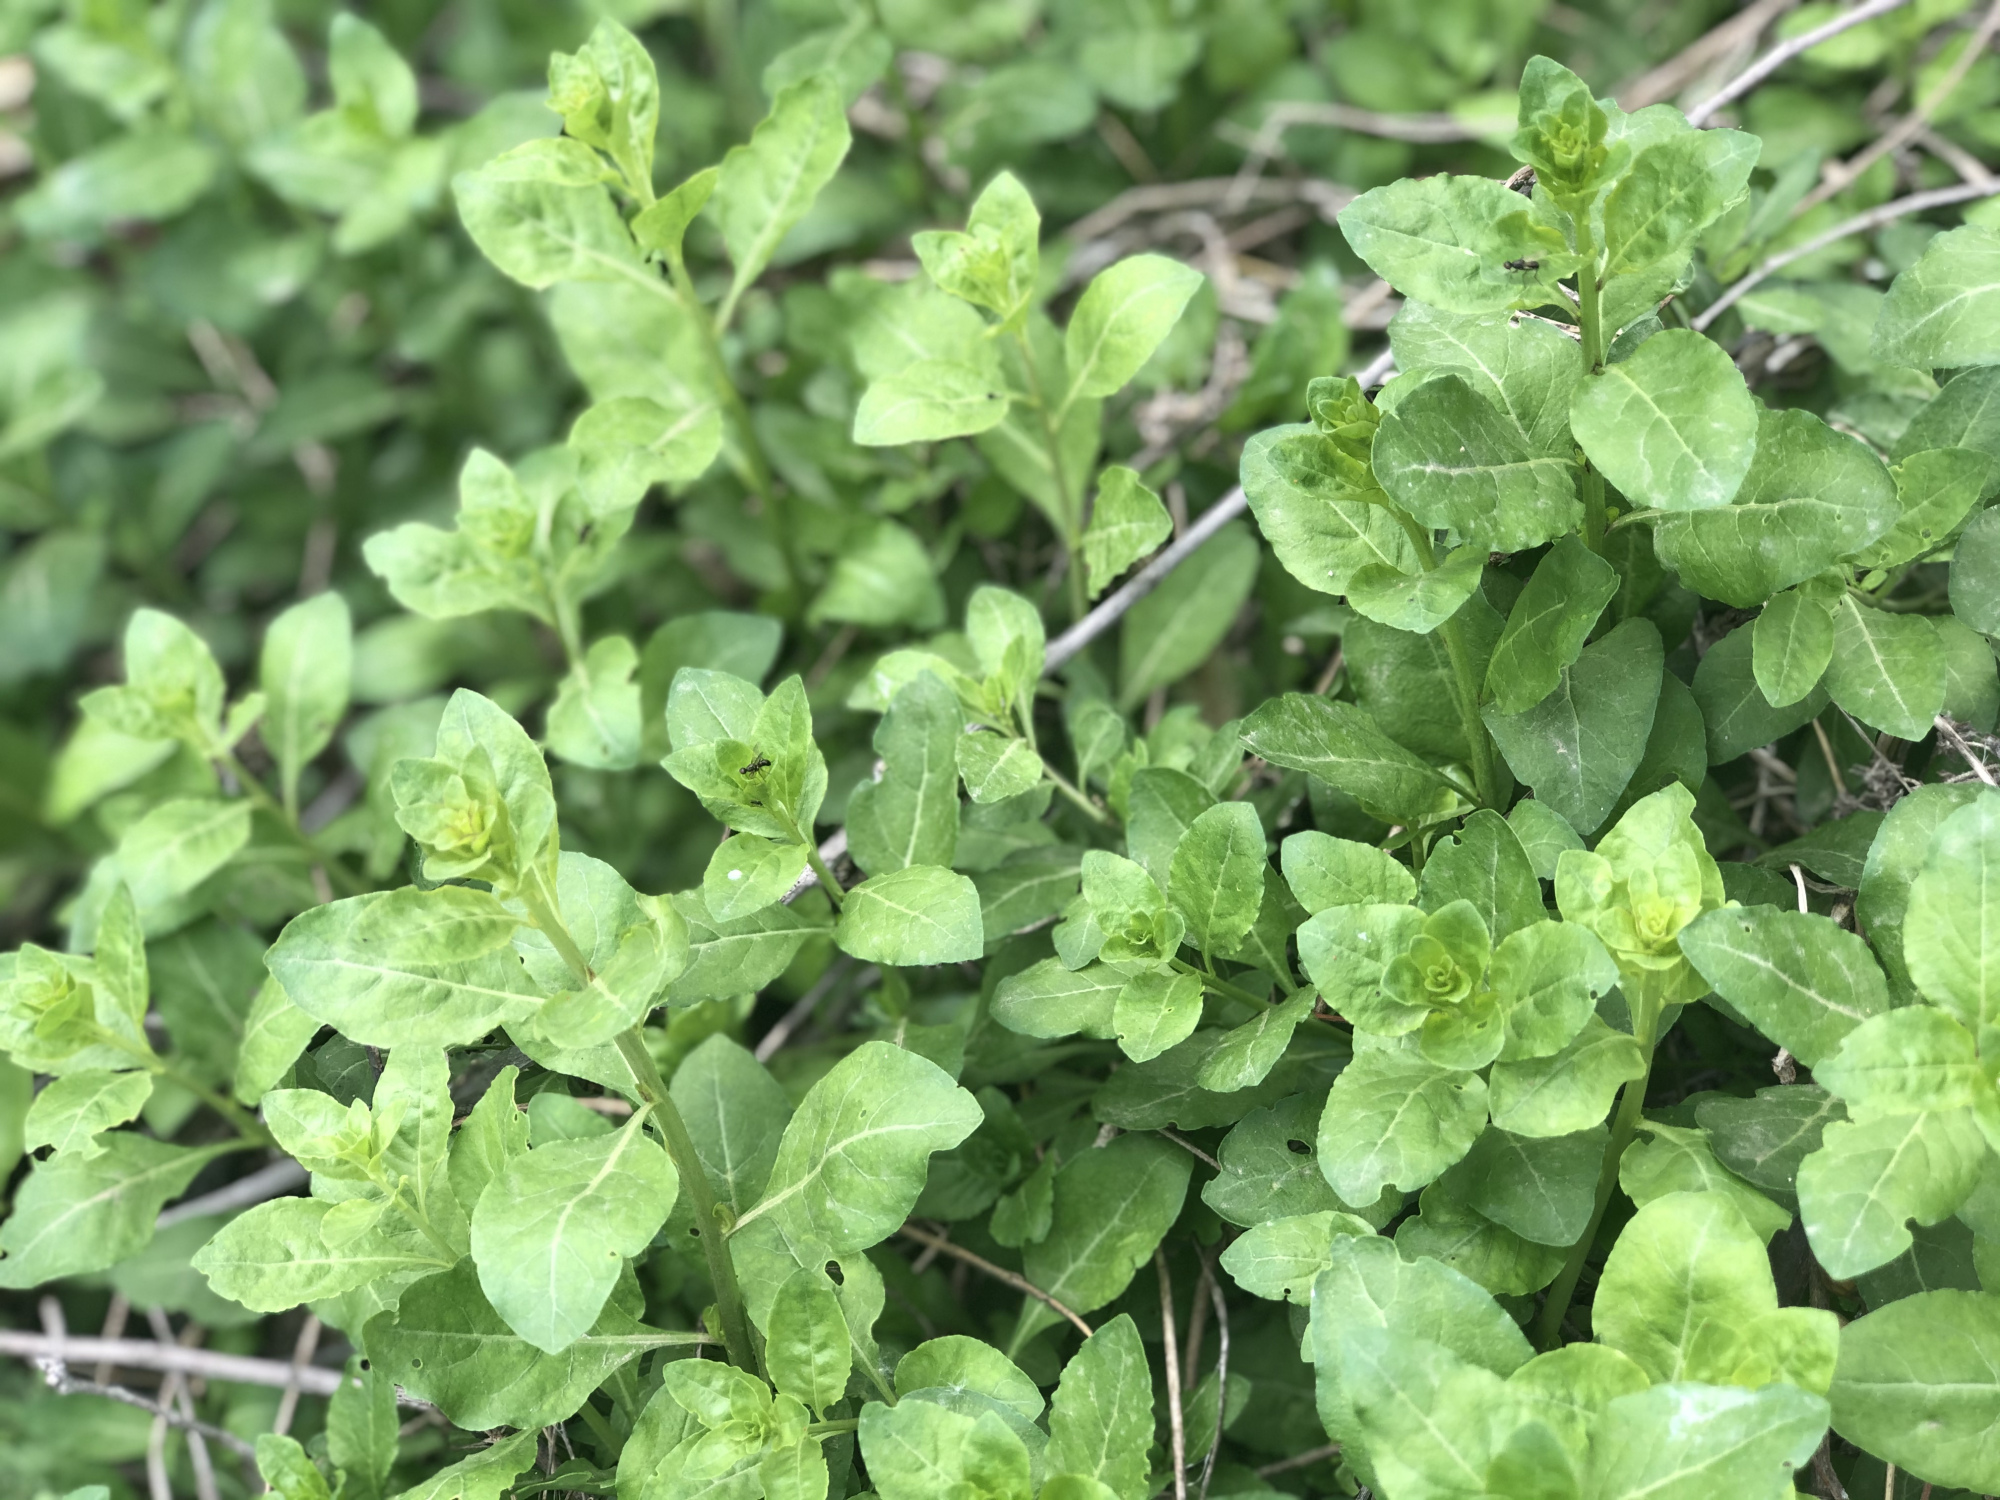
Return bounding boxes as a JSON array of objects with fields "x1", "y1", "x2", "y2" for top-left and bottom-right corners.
[
  {"x1": 1167, "y1": 801, "x2": 1266, "y2": 954},
  {"x1": 194, "y1": 1198, "x2": 449, "y2": 1312},
  {"x1": 1797, "y1": 1109, "x2": 1990, "y2": 1278},
  {"x1": 738, "y1": 1040, "x2": 982, "y2": 1253},
  {"x1": 1904, "y1": 793, "x2": 2000, "y2": 1049},
  {"x1": 848, "y1": 671, "x2": 962, "y2": 877},
  {"x1": 1483, "y1": 618, "x2": 1662, "y2": 835},
  {"x1": 469, "y1": 1110, "x2": 678, "y2": 1354},
  {"x1": 1063, "y1": 254, "x2": 1204, "y2": 403},
  {"x1": 1484, "y1": 535, "x2": 1619, "y2": 715},
  {"x1": 1241, "y1": 693, "x2": 1456, "y2": 825},
  {"x1": 261, "y1": 592, "x2": 352, "y2": 809},
  {"x1": 0, "y1": 1135, "x2": 217, "y2": 1287},
  {"x1": 1045, "y1": 1314, "x2": 1153, "y2": 1500},
  {"x1": 1750, "y1": 589, "x2": 1832, "y2": 708},
  {"x1": 1017, "y1": 1135, "x2": 1192, "y2": 1346},
  {"x1": 453, "y1": 147, "x2": 642, "y2": 289},
  {"x1": 1570, "y1": 329, "x2": 1756, "y2": 512},
  {"x1": 22, "y1": 1067, "x2": 153, "y2": 1158},
  {"x1": 712, "y1": 76, "x2": 852, "y2": 307},
  {"x1": 766, "y1": 1266, "x2": 852, "y2": 1414},
  {"x1": 1488, "y1": 1014, "x2": 1645, "y2": 1138},
  {"x1": 267, "y1": 886, "x2": 538, "y2": 1050},
  {"x1": 365, "y1": 1262, "x2": 701, "y2": 1430},
  {"x1": 1081, "y1": 467, "x2": 1172, "y2": 598},
  {"x1": 1823, "y1": 597, "x2": 1946, "y2": 743},
  {"x1": 1678, "y1": 905, "x2": 1893, "y2": 1068},
  {"x1": 1344, "y1": 545, "x2": 1488, "y2": 636},
  {"x1": 1337, "y1": 174, "x2": 1570, "y2": 314}
]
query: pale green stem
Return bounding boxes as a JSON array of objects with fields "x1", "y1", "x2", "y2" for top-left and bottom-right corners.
[
  {"x1": 1574, "y1": 212, "x2": 1609, "y2": 553},
  {"x1": 1043, "y1": 763, "x2": 1112, "y2": 825}
]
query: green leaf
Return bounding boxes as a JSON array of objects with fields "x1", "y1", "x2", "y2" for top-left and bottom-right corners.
[
  {"x1": 1694, "y1": 1086, "x2": 1845, "y2": 1202},
  {"x1": 837, "y1": 865, "x2": 984, "y2": 966},
  {"x1": 1045, "y1": 1314, "x2": 1153, "y2": 1500},
  {"x1": 1483, "y1": 618, "x2": 1662, "y2": 835},
  {"x1": 453, "y1": 150, "x2": 642, "y2": 290},
  {"x1": 1751, "y1": 589, "x2": 1834, "y2": 709},
  {"x1": 895, "y1": 1335, "x2": 1043, "y2": 1418},
  {"x1": 0, "y1": 1135, "x2": 213, "y2": 1287},
  {"x1": 1337, "y1": 174, "x2": 1570, "y2": 314},
  {"x1": 1281, "y1": 830, "x2": 1416, "y2": 913},
  {"x1": 1618, "y1": 1122, "x2": 1792, "y2": 1246},
  {"x1": 1297, "y1": 903, "x2": 1428, "y2": 1034},
  {"x1": 854, "y1": 359, "x2": 1011, "y2": 444},
  {"x1": 913, "y1": 170, "x2": 1040, "y2": 330},
  {"x1": 1953, "y1": 502, "x2": 2000, "y2": 636},
  {"x1": 767, "y1": 1267, "x2": 852, "y2": 1414},
  {"x1": 1345, "y1": 545, "x2": 1488, "y2": 636},
  {"x1": 193, "y1": 1197, "x2": 446, "y2": 1312},
  {"x1": 741, "y1": 1039, "x2": 982, "y2": 1253},
  {"x1": 670, "y1": 890, "x2": 827, "y2": 1004},
  {"x1": 712, "y1": 77, "x2": 852, "y2": 307},
  {"x1": 1111, "y1": 967, "x2": 1204, "y2": 1063},
  {"x1": 1017, "y1": 1135, "x2": 1191, "y2": 1346},
  {"x1": 257, "y1": 1434, "x2": 331, "y2": 1500},
  {"x1": 548, "y1": 634, "x2": 643, "y2": 771},
  {"x1": 1437, "y1": 1125, "x2": 1604, "y2": 1247},
  {"x1": 547, "y1": 20, "x2": 659, "y2": 198},
  {"x1": 1387, "y1": 301, "x2": 1583, "y2": 456},
  {"x1": 1420, "y1": 809, "x2": 1545, "y2": 943},
  {"x1": 22, "y1": 1068, "x2": 153, "y2": 1158},
  {"x1": 1314, "y1": 1046, "x2": 1488, "y2": 1204},
  {"x1": 1872, "y1": 224, "x2": 2000, "y2": 370},
  {"x1": 1570, "y1": 329, "x2": 1757, "y2": 512},
  {"x1": 1600, "y1": 127, "x2": 1758, "y2": 288},
  {"x1": 957, "y1": 731, "x2": 1044, "y2": 804},
  {"x1": 1824, "y1": 596, "x2": 1947, "y2": 741},
  {"x1": 373, "y1": 1427, "x2": 539, "y2": 1500},
  {"x1": 1242, "y1": 693, "x2": 1456, "y2": 825},
  {"x1": 1859, "y1": 445, "x2": 1990, "y2": 570},
  {"x1": 1117, "y1": 521, "x2": 1259, "y2": 710},
  {"x1": 1488, "y1": 1014, "x2": 1645, "y2": 1138},
  {"x1": 1239, "y1": 423, "x2": 1418, "y2": 597},
  {"x1": 1063, "y1": 254, "x2": 1205, "y2": 403},
  {"x1": 703, "y1": 836, "x2": 809, "y2": 924},
  {"x1": 1691, "y1": 623, "x2": 1830, "y2": 764},
  {"x1": 1372, "y1": 375, "x2": 1581, "y2": 554},
  {"x1": 849, "y1": 672, "x2": 963, "y2": 877},
  {"x1": 1812, "y1": 1006, "x2": 1995, "y2": 1124},
  {"x1": 1508, "y1": 800, "x2": 1584, "y2": 880},
  {"x1": 1484, "y1": 536, "x2": 1620, "y2": 715},
  {"x1": 329, "y1": 12, "x2": 417, "y2": 137},
  {"x1": 1168, "y1": 801, "x2": 1266, "y2": 954},
  {"x1": 1583, "y1": 1382, "x2": 1829, "y2": 1500},
  {"x1": 1678, "y1": 905, "x2": 1893, "y2": 1068},
  {"x1": 991, "y1": 958, "x2": 1122, "y2": 1041},
  {"x1": 469, "y1": 1109, "x2": 677, "y2": 1354},
  {"x1": 1829, "y1": 1289, "x2": 2000, "y2": 1493},
  {"x1": 1081, "y1": 467, "x2": 1172, "y2": 598},
  {"x1": 1798, "y1": 1109, "x2": 1990, "y2": 1278},
  {"x1": 115, "y1": 797, "x2": 252, "y2": 912},
  {"x1": 261, "y1": 592, "x2": 352, "y2": 810},
  {"x1": 365, "y1": 1261, "x2": 698, "y2": 1430},
  {"x1": 1904, "y1": 795, "x2": 2000, "y2": 1050},
  {"x1": 1652, "y1": 409, "x2": 1898, "y2": 607},
  {"x1": 16, "y1": 133, "x2": 220, "y2": 241},
  {"x1": 1218, "y1": 1209, "x2": 1374, "y2": 1303},
  {"x1": 267, "y1": 886, "x2": 538, "y2": 1050},
  {"x1": 327, "y1": 1353, "x2": 397, "y2": 1500}
]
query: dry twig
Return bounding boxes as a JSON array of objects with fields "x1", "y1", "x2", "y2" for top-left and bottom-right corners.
[
  {"x1": 1156, "y1": 1250, "x2": 1188, "y2": 1500},
  {"x1": 1687, "y1": 0, "x2": 1914, "y2": 126},
  {"x1": 895, "y1": 1224, "x2": 1095, "y2": 1338}
]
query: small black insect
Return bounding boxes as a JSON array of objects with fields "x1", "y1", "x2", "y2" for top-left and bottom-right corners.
[
  {"x1": 738, "y1": 755, "x2": 772, "y2": 776},
  {"x1": 1504, "y1": 258, "x2": 1540, "y2": 272}
]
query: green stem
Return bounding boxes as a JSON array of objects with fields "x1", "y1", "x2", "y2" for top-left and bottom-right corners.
[
  {"x1": 1169, "y1": 957, "x2": 1267, "y2": 1015},
  {"x1": 573, "y1": 1397, "x2": 623, "y2": 1457},
  {"x1": 1043, "y1": 763, "x2": 1112, "y2": 825},
  {"x1": 809, "y1": 1419, "x2": 860, "y2": 1437},
  {"x1": 1574, "y1": 214, "x2": 1608, "y2": 553},
  {"x1": 524, "y1": 868, "x2": 758, "y2": 1373},
  {"x1": 520, "y1": 865, "x2": 596, "y2": 984},
  {"x1": 384, "y1": 1182, "x2": 464, "y2": 1264},
  {"x1": 1534, "y1": 993, "x2": 1659, "y2": 1351},
  {"x1": 614, "y1": 1028, "x2": 759, "y2": 1373},
  {"x1": 219, "y1": 750, "x2": 365, "y2": 897},
  {"x1": 100, "y1": 1029, "x2": 272, "y2": 1144},
  {"x1": 1437, "y1": 613, "x2": 1499, "y2": 810},
  {"x1": 800, "y1": 835, "x2": 845, "y2": 909},
  {"x1": 1011, "y1": 329, "x2": 1086, "y2": 621}
]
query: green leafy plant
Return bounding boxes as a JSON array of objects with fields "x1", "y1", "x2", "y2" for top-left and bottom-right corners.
[{"x1": 7, "y1": 3, "x2": 2000, "y2": 1500}]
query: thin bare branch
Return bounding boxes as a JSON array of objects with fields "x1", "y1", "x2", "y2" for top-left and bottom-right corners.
[
  {"x1": 1355, "y1": 346, "x2": 1398, "y2": 391},
  {"x1": 1157, "y1": 1250, "x2": 1188, "y2": 1500},
  {"x1": 1936, "y1": 715, "x2": 2000, "y2": 786},
  {"x1": 1618, "y1": 0, "x2": 1801, "y2": 111},
  {"x1": 1044, "y1": 488, "x2": 1249, "y2": 673},
  {"x1": 1693, "y1": 180, "x2": 1994, "y2": 330},
  {"x1": 1256, "y1": 1442, "x2": 1342, "y2": 1477},
  {"x1": 1687, "y1": 0, "x2": 1913, "y2": 126},
  {"x1": 1196, "y1": 1257, "x2": 1229, "y2": 1500},
  {"x1": 36, "y1": 1363, "x2": 259, "y2": 1462},
  {"x1": 157, "y1": 1158, "x2": 308, "y2": 1229},
  {"x1": 0, "y1": 1331, "x2": 346, "y2": 1397},
  {"x1": 272, "y1": 1313, "x2": 322, "y2": 1438},
  {"x1": 896, "y1": 1223, "x2": 1096, "y2": 1339},
  {"x1": 1158, "y1": 1129, "x2": 1221, "y2": 1172},
  {"x1": 1797, "y1": 0, "x2": 2000, "y2": 213},
  {"x1": 755, "y1": 957, "x2": 869, "y2": 1060}
]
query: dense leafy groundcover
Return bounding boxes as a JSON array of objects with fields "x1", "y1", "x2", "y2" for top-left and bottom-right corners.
[{"x1": 9, "y1": 1, "x2": 2000, "y2": 1498}]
